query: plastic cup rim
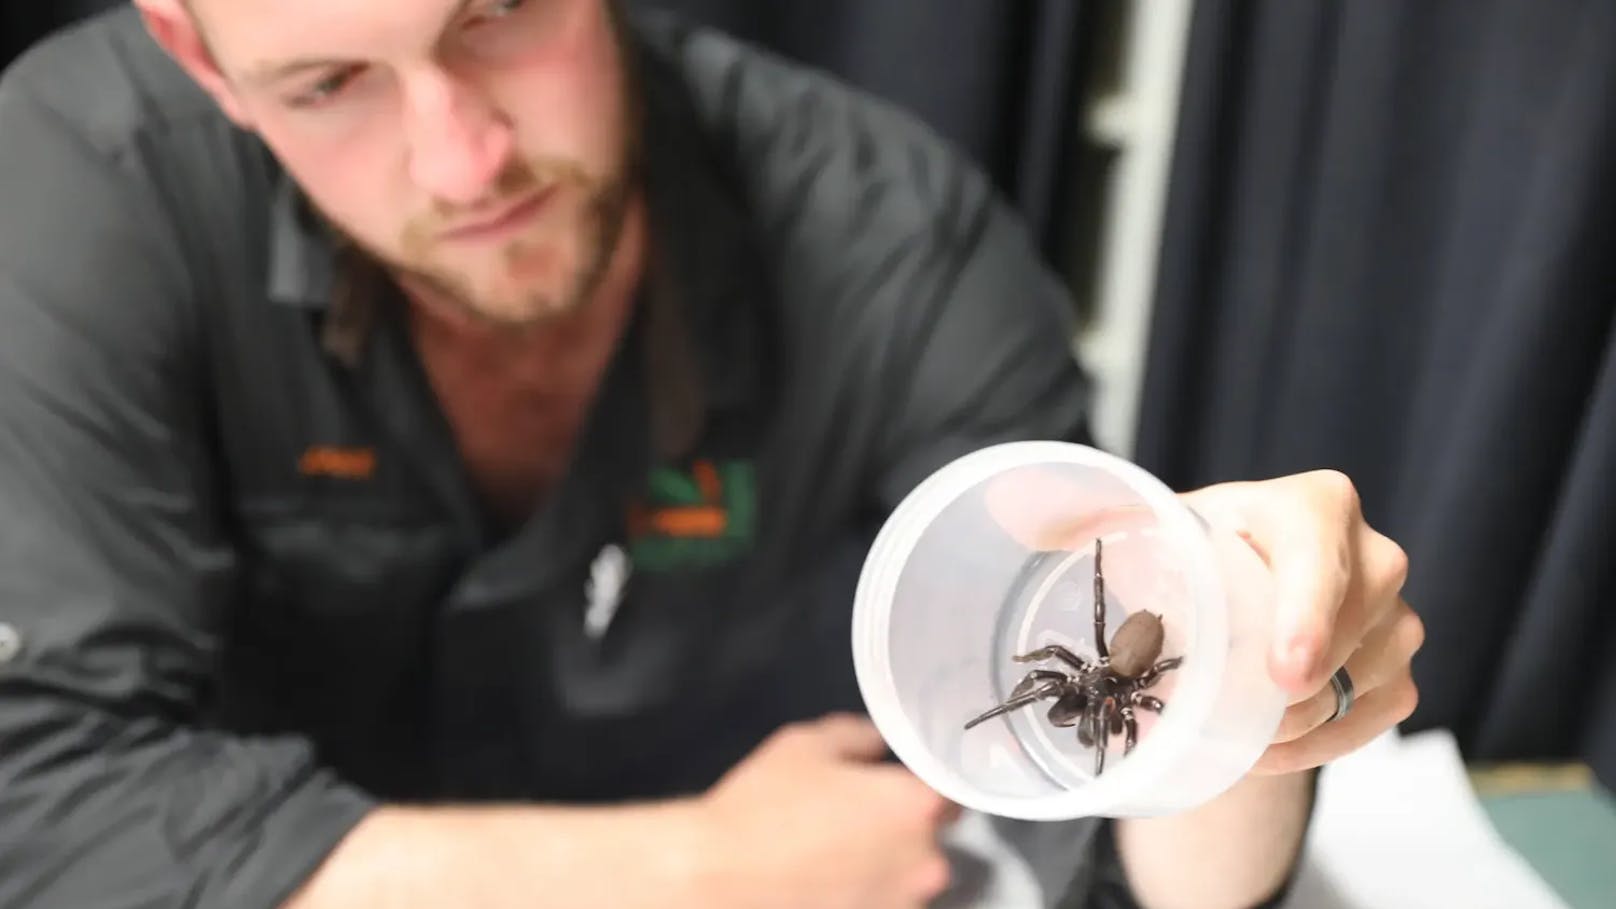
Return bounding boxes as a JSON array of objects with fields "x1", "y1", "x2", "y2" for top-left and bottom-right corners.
[{"x1": 851, "y1": 440, "x2": 1230, "y2": 820}]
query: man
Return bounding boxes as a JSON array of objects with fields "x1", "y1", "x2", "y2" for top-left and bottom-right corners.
[{"x1": 0, "y1": 1, "x2": 1423, "y2": 907}]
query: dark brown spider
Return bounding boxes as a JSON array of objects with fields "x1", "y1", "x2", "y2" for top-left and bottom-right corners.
[{"x1": 964, "y1": 537, "x2": 1183, "y2": 776}]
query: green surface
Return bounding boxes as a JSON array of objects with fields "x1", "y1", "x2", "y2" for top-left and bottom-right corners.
[{"x1": 1474, "y1": 767, "x2": 1616, "y2": 909}]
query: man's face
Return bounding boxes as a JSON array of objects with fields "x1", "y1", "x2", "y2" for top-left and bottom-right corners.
[{"x1": 180, "y1": 0, "x2": 635, "y2": 326}]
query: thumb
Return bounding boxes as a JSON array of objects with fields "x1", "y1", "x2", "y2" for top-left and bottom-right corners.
[{"x1": 802, "y1": 712, "x2": 891, "y2": 761}]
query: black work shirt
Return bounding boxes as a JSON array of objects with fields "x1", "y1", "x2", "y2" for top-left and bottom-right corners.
[{"x1": 0, "y1": 7, "x2": 1189, "y2": 909}]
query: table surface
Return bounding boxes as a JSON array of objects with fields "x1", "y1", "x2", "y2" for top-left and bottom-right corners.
[{"x1": 1470, "y1": 763, "x2": 1616, "y2": 909}]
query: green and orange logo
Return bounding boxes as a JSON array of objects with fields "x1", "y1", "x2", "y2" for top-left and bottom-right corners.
[{"x1": 626, "y1": 458, "x2": 756, "y2": 571}]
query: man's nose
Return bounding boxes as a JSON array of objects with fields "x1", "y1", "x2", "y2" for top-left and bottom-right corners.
[{"x1": 403, "y1": 69, "x2": 515, "y2": 205}]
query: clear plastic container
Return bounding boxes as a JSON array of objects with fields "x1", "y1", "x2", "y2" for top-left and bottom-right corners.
[{"x1": 851, "y1": 441, "x2": 1288, "y2": 820}]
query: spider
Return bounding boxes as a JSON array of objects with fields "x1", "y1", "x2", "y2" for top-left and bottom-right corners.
[{"x1": 964, "y1": 537, "x2": 1183, "y2": 777}]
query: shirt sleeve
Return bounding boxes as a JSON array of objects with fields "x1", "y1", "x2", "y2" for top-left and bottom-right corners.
[
  {"x1": 865, "y1": 160, "x2": 1098, "y2": 510},
  {"x1": 0, "y1": 77, "x2": 375, "y2": 909}
]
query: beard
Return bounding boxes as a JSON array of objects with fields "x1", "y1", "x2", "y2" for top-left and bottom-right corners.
[
  {"x1": 400, "y1": 156, "x2": 634, "y2": 330},
  {"x1": 323, "y1": 5, "x2": 643, "y2": 332}
]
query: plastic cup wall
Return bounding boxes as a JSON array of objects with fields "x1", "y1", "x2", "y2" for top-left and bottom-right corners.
[{"x1": 852, "y1": 441, "x2": 1289, "y2": 820}]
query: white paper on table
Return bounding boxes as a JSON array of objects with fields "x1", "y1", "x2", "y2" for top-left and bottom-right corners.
[
  {"x1": 926, "y1": 726, "x2": 1571, "y2": 908},
  {"x1": 1284, "y1": 727, "x2": 1571, "y2": 909}
]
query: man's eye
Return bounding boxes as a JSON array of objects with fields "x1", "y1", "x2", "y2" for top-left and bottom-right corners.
[
  {"x1": 289, "y1": 67, "x2": 363, "y2": 108},
  {"x1": 467, "y1": 0, "x2": 528, "y2": 27}
]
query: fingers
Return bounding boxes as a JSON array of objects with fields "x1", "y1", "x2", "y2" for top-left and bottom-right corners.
[
  {"x1": 1179, "y1": 469, "x2": 1421, "y2": 779},
  {"x1": 1271, "y1": 599, "x2": 1424, "y2": 744},
  {"x1": 1252, "y1": 670, "x2": 1420, "y2": 775},
  {"x1": 905, "y1": 851, "x2": 955, "y2": 906},
  {"x1": 781, "y1": 714, "x2": 959, "y2": 825},
  {"x1": 868, "y1": 762, "x2": 959, "y2": 828},
  {"x1": 793, "y1": 712, "x2": 891, "y2": 760},
  {"x1": 1237, "y1": 470, "x2": 1358, "y2": 690},
  {"x1": 982, "y1": 467, "x2": 1104, "y2": 551},
  {"x1": 1291, "y1": 523, "x2": 1412, "y2": 703},
  {"x1": 982, "y1": 467, "x2": 1182, "y2": 553},
  {"x1": 1239, "y1": 470, "x2": 1409, "y2": 698}
]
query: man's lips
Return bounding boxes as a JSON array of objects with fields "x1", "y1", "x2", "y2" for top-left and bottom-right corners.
[{"x1": 439, "y1": 187, "x2": 554, "y2": 242}]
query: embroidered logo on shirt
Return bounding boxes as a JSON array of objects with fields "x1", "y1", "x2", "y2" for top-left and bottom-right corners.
[
  {"x1": 297, "y1": 445, "x2": 377, "y2": 480},
  {"x1": 626, "y1": 457, "x2": 757, "y2": 571}
]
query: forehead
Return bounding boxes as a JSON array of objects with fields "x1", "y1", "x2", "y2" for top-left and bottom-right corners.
[{"x1": 193, "y1": 0, "x2": 475, "y2": 70}]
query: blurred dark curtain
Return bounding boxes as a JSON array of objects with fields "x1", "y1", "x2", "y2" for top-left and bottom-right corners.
[
  {"x1": 1134, "y1": 0, "x2": 1616, "y2": 788},
  {"x1": 626, "y1": 0, "x2": 1095, "y2": 266},
  {"x1": 1, "y1": 3, "x2": 118, "y2": 70}
]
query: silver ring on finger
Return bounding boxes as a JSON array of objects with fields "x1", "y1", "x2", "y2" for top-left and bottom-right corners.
[{"x1": 1327, "y1": 665, "x2": 1355, "y2": 723}]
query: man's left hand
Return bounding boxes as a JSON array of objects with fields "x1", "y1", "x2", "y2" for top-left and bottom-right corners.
[{"x1": 1179, "y1": 469, "x2": 1425, "y2": 776}]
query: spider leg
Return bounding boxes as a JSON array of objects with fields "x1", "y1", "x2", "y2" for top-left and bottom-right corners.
[
  {"x1": 1046, "y1": 688, "x2": 1089, "y2": 727},
  {"x1": 1136, "y1": 656, "x2": 1184, "y2": 689},
  {"x1": 1132, "y1": 694, "x2": 1165, "y2": 714},
  {"x1": 1010, "y1": 669, "x2": 1070, "y2": 698},
  {"x1": 1075, "y1": 702, "x2": 1097, "y2": 747},
  {"x1": 964, "y1": 679, "x2": 1065, "y2": 729},
  {"x1": 1093, "y1": 538, "x2": 1109, "y2": 661},
  {"x1": 1121, "y1": 706, "x2": 1139, "y2": 755},
  {"x1": 1093, "y1": 697, "x2": 1114, "y2": 776},
  {"x1": 1012, "y1": 645, "x2": 1092, "y2": 674}
]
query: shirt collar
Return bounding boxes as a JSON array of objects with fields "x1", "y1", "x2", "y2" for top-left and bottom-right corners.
[
  {"x1": 628, "y1": 15, "x2": 772, "y2": 450},
  {"x1": 265, "y1": 173, "x2": 338, "y2": 311}
]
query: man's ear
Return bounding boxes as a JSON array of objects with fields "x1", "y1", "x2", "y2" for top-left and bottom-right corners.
[{"x1": 133, "y1": 0, "x2": 254, "y2": 127}]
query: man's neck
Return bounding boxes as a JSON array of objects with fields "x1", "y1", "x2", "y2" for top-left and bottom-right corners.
[
  {"x1": 392, "y1": 193, "x2": 649, "y2": 527},
  {"x1": 400, "y1": 193, "x2": 648, "y2": 384}
]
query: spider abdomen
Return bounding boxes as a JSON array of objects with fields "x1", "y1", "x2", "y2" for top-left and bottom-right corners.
[{"x1": 1107, "y1": 611, "x2": 1165, "y2": 678}]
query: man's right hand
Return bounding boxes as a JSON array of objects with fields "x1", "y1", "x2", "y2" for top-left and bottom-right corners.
[
  {"x1": 696, "y1": 712, "x2": 959, "y2": 909},
  {"x1": 281, "y1": 713, "x2": 958, "y2": 909}
]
